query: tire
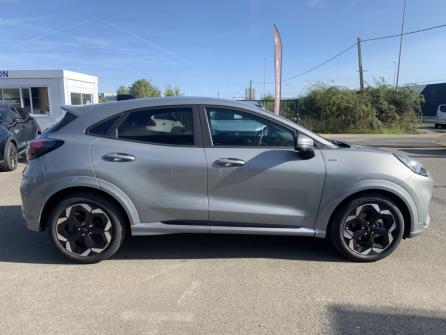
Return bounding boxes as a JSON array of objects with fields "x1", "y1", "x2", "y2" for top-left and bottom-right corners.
[
  {"x1": 330, "y1": 194, "x2": 405, "y2": 262},
  {"x1": 0, "y1": 140, "x2": 18, "y2": 171},
  {"x1": 47, "y1": 192, "x2": 126, "y2": 263},
  {"x1": 434, "y1": 124, "x2": 439, "y2": 129}
]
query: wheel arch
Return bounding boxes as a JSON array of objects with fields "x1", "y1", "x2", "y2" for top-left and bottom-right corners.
[
  {"x1": 326, "y1": 189, "x2": 413, "y2": 239},
  {"x1": 40, "y1": 186, "x2": 134, "y2": 233}
]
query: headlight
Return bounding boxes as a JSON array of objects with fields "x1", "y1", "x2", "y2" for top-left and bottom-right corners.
[{"x1": 393, "y1": 152, "x2": 428, "y2": 177}]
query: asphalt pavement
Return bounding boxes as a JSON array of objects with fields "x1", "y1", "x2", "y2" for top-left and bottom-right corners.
[{"x1": 0, "y1": 134, "x2": 445, "y2": 335}]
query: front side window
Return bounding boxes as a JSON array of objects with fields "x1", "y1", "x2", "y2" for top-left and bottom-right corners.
[
  {"x1": 117, "y1": 107, "x2": 194, "y2": 145},
  {"x1": 206, "y1": 108, "x2": 295, "y2": 147}
]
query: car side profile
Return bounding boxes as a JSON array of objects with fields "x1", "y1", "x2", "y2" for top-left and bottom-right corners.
[
  {"x1": 20, "y1": 97, "x2": 433, "y2": 263},
  {"x1": 0, "y1": 103, "x2": 40, "y2": 171}
]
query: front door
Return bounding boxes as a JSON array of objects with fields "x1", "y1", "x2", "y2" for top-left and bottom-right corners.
[{"x1": 202, "y1": 106, "x2": 326, "y2": 229}]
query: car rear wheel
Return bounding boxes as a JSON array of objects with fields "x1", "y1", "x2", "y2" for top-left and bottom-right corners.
[
  {"x1": 48, "y1": 193, "x2": 126, "y2": 263},
  {"x1": 330, "y1": 194, "x2": 404, "y2": 262},
  {"x1": 1, "y1": 141, "x2": 18, "y2": 171}
]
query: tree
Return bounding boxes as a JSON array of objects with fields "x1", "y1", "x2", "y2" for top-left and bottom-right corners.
[
  {"x1": 117, "y1": 85, "x2": 129, "y2": 95},
  {"x1": 129, "y1": 79, "x2": 161, "y2": 98},
  {"x1": 163, "y1": 85, "x2": 182, "y2": 96}
]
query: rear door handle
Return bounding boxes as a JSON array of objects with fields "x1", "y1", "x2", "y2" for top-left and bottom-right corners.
[
  {"x1": 214, "y1": 158, "x2": 246, "y2": 167},
  {"x1": 102, "y1": 152, "x2": 135, "y2": 162}
]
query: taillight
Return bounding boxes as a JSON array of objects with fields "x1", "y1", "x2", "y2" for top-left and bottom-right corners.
[
  {"x1": 26, "y1": 138, "x2": 64, "y2": 160},
  {"x1": 147, "y1": 118, "x2": 156, "y2": 126}
]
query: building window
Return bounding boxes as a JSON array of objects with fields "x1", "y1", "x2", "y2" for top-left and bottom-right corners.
[
  {"x1": 31, "y1": 87, "x2": 49, "y2": 114},
  {"x1": 0, "y1": 87, "x2": 49, "y2": 115},
  {"x1": 71, "y1": 92, "x2": 93, "y2": 105}
]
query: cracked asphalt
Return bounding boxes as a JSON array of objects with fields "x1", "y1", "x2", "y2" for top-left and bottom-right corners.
[{"x1": 0, "y1": 133, "x2": 445, "y2": 334}]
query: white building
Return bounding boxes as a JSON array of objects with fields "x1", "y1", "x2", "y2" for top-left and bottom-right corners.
[{"x1": 0, "y1": 70, "x2": 98, "y2": 129}]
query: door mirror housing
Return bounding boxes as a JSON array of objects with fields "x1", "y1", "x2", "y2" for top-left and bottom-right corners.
[
  {"x1": 9, "y1": 118, "x2": 22, "y2": 126},
  {"x1": 295, "y1": 134, "x2": 315, "y2": 159}
]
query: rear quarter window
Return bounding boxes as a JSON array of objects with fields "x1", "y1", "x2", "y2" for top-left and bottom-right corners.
[
  {"x1": 44, "y1": 112, "x2": 77, "y2": 134},
  {"x1": 88, "y1": 115, "x2": 121, "y2": 136}
]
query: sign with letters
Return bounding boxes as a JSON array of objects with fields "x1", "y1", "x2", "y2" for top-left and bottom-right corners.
[{"x1": 0, "y1": 70, "x2": 9, "y2": 78}]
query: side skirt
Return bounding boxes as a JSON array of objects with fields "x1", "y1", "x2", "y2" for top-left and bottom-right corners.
[{"x1": 131, "y1": 221, "x2": 326, "y2": 238}]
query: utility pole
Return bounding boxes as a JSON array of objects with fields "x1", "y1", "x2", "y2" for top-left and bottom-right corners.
[
  {"x1": 249, "y1": 80, "x2": 253, "y2": 99},
  {"x1": 393, "y1": 61, "x2": 397, "y2": 86},
  {"x1": 395, "y1": 0, "x2": 407, "y2": 90},
  {"x1": 217, "y1": 91, "x2": 220, "y2": 99},
  {"x1": 263, "y1": 58, "x2": 267, "y2": 98},
  {"x1": 357, "y1": 37, "x2": 364, "y2": 91}
]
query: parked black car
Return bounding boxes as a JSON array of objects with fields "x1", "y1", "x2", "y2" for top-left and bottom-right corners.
[{"x1": 0, "y1": 103, "x2": 40, "y2": 171}]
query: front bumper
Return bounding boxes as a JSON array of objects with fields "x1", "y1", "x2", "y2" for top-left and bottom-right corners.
[
  {"x1": 410, "y1": 213, "x2": 431, "y2": 237},
  {"x1": 404, "y1": 171, "x2": 434, "y2": 238}
]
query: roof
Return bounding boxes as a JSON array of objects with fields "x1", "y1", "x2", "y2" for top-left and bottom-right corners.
[
  {"x1": 64, "y1": 96, "x2": 263, "y2": 114},
  {"x1": 0, "y1": 69, "x2": 97, "y2": 82}
]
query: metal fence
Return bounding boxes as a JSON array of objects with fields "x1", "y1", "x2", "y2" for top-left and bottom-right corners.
[{"x1": 239, "y1": 99, "x2": 300, "y2": 122}]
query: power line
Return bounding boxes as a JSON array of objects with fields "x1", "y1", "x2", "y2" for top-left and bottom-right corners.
[
  {"x1": 253, "y1": 23, "x2": 446, "y2": 86},
  {"x1": 362, "y1": 23, "x2": 446, "y2": 42},
  {"x1": 253, "y1": 42, "x2": 356, "y2": 85}
]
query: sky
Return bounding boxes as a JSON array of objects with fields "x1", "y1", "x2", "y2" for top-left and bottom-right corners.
[{"x1": 0, "y1": 0, "x2": 445, "y2": 98}]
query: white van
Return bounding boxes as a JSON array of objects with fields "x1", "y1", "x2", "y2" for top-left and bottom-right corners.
[{"x1": 435, "y1": 104, "x2": 446, "y2": 128}]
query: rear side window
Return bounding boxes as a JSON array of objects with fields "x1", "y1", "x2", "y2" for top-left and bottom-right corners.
[
  {"x1": 45, "y1": 112, "x2": 77, "y2": 134},
  {"x1": 117, "y1": 108, "x2": 194, "y2": 145},
  {"x1": 88, "y1": 115, "x2": 120, "y2": 136}
]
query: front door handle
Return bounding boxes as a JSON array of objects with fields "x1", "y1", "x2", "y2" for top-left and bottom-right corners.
[
  {"x1": 102, "y1": 152, "x2": 135, "y2": 162},
  {"x1": 214, "y1": 158, "x2": 246, "y2": 167}
]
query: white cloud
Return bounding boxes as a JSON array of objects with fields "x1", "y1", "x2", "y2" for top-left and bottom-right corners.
[{"x1": 307, "y1": 0, "x2": 325, "y2": 8}]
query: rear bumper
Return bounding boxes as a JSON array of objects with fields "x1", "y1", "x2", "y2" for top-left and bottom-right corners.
[
  {"x1": 435, "y1": 119, "x2": 446, "y2": 125},
  {"x1": 21, "y1": 208, "x2": 41, "y2": 232},
  {"x1": 20, "y1": 158, "x2": 46, "y2": 232}
]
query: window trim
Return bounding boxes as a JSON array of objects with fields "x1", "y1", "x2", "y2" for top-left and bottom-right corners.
[
  {"x1": 85, "y1": 104, "x2": 203, "y2": 147},
  {"x1": 199, "y1": 105, "x2": 297, "y2": 149}
]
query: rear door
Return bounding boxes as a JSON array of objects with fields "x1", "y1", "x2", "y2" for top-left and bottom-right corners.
[
  {"x1": 89, "y1": 105, "x2": 208, "y2": 231},
  {"x1": 201, "y1": 106, "x2": 326, "y2": 229}
]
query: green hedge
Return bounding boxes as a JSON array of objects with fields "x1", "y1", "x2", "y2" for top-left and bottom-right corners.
[{"x1": 298, "y1": 83, "x2": 424, "y2": 133}]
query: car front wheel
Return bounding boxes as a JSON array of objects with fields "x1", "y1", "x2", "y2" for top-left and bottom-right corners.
[
  {"x1": 48, "y1": 192, "x2": 126, "y2": 263},
  {"x1": 330, "y1": 194, "x2": 404, "y2": 262}
]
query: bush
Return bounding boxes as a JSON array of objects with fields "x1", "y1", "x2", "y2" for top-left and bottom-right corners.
[
  {"x1": 299, "y1": 84, "x2": 380, "y2": 133},
  {"x1": 298, "y1": 83, "x2": 423, "y2": 133}
]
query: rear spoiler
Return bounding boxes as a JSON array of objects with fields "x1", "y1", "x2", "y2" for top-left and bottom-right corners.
[{"x1": 61, "y1": 104, "x2": 96, "y2": 116}]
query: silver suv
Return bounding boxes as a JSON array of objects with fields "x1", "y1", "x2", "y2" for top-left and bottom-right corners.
[{"x1": 20, "y1": 97, "x2": 433, "y2": 263}]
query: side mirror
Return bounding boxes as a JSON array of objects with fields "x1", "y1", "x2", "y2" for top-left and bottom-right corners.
[
  {"x1": 295, "y1": 134, "x2": 315, "y2": 159},
  {"x1": 9, "y1": 118, "x2": 22, "y2": 126}
]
